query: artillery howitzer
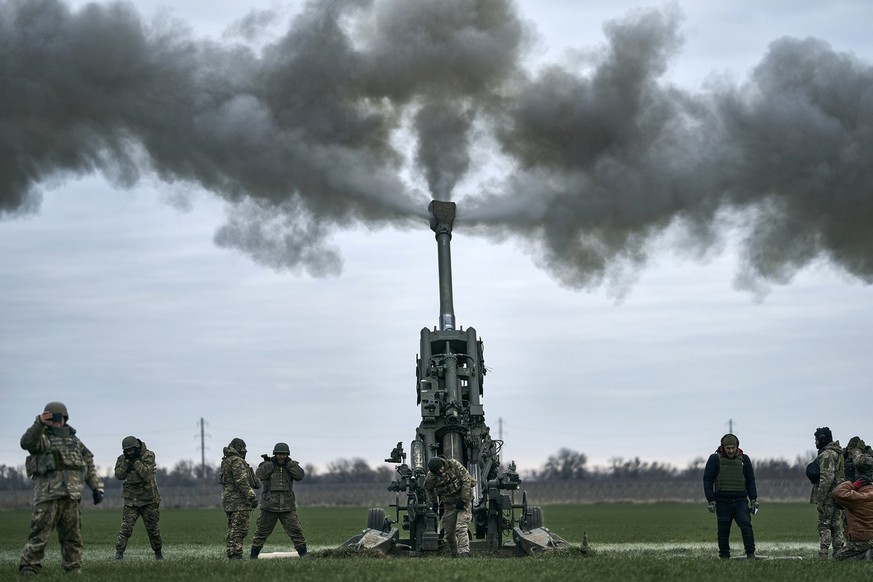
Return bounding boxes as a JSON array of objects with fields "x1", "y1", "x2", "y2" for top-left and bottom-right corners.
[{"x1": 342, "y1": 201, "x2": 573, "y2": 556}]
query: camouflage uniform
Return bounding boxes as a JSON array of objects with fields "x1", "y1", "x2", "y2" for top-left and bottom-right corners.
[
  {"x1": 19, "y1": 414, "x2": 104, "y2": 574},
  {"x1": 251, "y1": 454, "x2": 306, "y2": 555},
  {"x1": 220, "y1": 442, "x2": 261, "y2": 559},
  {"x1": 424, "y1": 458, "x2": 475, "y2": 557},
  {"x1": 114, "y1": 439, "x2": 162, "y2": 558},
  {"x1": 812, "y1": 440, "x2": 845, "y2": 558}
]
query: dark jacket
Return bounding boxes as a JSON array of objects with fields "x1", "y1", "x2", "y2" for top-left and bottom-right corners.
[{"x1": 703, "y1": 448, "x2": 758, "y2": 503}]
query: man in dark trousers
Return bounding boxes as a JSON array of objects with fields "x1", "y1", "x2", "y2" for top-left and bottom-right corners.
[{"x1": 703, "y1": 433, "x2": 758, "y2": 559}]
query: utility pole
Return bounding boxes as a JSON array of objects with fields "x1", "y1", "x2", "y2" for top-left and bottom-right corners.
[
  {"x1": 200, "y1": 418, "x2": 207, "y2": 484},
  {"x1": 728, "y1": 419, "x2": 734, "y2": 434}
]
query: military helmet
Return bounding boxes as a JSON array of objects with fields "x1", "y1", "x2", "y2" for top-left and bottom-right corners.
[
  {"x1": 229, "y1": 438, "x2": 247, "y2": 453},
  {"x1": 122, "y1": 436, "x2": 139, "y2": 450},
  {"x1": 273, "y1": 442, "x2": 291, "y2": 455},
  {"x1": 428, "y1": 457, "x2": 447, "y2": 474},
  {"x1": 44, "y1": 401, "x2": 69, "y2": 419}
]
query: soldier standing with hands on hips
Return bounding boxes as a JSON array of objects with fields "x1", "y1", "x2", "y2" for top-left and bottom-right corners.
[
  {"x1": 19, "y1": 401, "x2": 105, "y2": 575},
  {"x1": 113, "y1": 435, "x2": 163, "y2": 560}
]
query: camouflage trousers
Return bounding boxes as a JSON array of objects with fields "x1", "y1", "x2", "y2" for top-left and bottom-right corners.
[
  {"x1": 834, "y1": 540, "x2": 873, "y2": 560},
  {"x1": 116, "y1": 502, "x2": 162, "y2": 553},
  {"x1": 225, "y1": 510, "x2": 252, "y2": 558},
  {"x1": 442, "y1": 502, "x2": 471, "y2": 556},
  {"x1": 19, "y1": 497, "x2": 83, "y2": 574},
  {"x1": 817, "y1": 497, "x2": 846, "y2": 554},
  {"x1": 252, "y1": 509, "x2": 306, "y2": 549}
]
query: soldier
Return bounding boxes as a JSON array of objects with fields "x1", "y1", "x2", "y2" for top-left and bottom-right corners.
[
  {"x1": 702, "y1": 434, "x2": 758, "y2": 559},
  {"x1": 18, "y1": 401, "x2": 105, "y2": 575},
  {"x1": 250, "y1": 442, "x2": 307, "y2": 558},
  {"x1": 220, "y1": 437, "x2": 260, "y2": 560},
  {"x1": 832, "y1": 457, "x2": 873, "y2": 560},
  {"x1": 113, "y1": 435, "x2": 163, "y2": 560},
  {"x1": 424, "y1": 456, "x2": 475, "y2": 558},
  {"x1": 811, "y1": 426, "x2": 845, "y2": 559}
]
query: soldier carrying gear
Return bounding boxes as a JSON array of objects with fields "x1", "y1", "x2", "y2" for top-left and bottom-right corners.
[
  {"x1": 114, "y1": 435, "x2": 163, "y2": 560},
  {"x1": 19, "y1": 401, "x2": 105, "y2": 575},
  {"x1": 424, "y1": 456, "x2": 475, "y2": 558},
  {"x1": 251, "y1": 442, "x2": 307, "y2": 559},
  {"x1": 220, "y1": 437, "x2": 261, "y2": 560}
]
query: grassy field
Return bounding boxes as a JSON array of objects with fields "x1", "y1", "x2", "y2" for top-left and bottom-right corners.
[{"x1": 1, "y1": 503, "x2": 869, "y2": 580}]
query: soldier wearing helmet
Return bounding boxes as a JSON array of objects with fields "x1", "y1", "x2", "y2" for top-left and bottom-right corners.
[
  {"x1": 811, "y1": 426, "x2": 846, "y2": 559},
  {"x1": 19, "y1": 402, "x2": 105, "y2": 574},
  {"x1": 113, "y1": 435, "x2": 163, "y2": 560},
  {"x1": 219, "y1": 438, "x2": 261, "y2": 560},
  {"x1": 251, "y1": 442, "x2": 307, "y2": 558},
  {"x1": 424, "y1": 456, "x2": 475, "y2": 558}
]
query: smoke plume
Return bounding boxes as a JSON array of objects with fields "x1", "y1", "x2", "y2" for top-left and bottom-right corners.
[{"x1": 1, "y1": 0, "x2": 871, "y2": 290}]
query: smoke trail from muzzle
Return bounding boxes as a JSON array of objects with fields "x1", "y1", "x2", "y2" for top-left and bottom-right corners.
[
  {"x1": 1, "y1": 0, "x2": 871, "y2": 291},
  {"x1": 463, "y1": 8, "x2": 873, "y2": 294}
]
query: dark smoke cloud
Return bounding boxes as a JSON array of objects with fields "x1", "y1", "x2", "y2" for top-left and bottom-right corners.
[{"x1": 1, "y1": 0, "x2": 871, "y2": 291}]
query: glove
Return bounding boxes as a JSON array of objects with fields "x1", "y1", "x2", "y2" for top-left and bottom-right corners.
[
  {"x1": 853, "y1": 475, "x2": 872, "y2": 489},
  {"x1": 707, "y1": 501, "x2": 716, "y2": 513},
  {"x1": 93, "y1": 490, "x2": 104, "y2": 505},
  {"x1": 250, "y1": 498, "x2": 259, "y2": 509},
  {"x1": 750, "y1": 500, "x2": 759, "y2": 515},
  {"x1": 455, "y1": 500, "x2": 465, "y2": 510}
]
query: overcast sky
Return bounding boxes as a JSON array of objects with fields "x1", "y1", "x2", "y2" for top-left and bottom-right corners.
[{"x1": 1, "y1": 0, "x2": 871, "y2": 478}]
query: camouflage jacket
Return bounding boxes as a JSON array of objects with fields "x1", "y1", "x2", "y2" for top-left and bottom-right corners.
[
  {"x1": 832, "y1": 481, "x2": 873, "y2": 541},
  {"x1": 220, "y1": 447, "x2": 260, "y2": 511},
  {"x1": 114, "y1": 441, "x2": 161, "y2": 507},
  {"x1": 812, "y1": 441, "x2": 845, "y2": 504},
  {"x1": 256, "y1": 457, "x2": 304, "y2": 512},
  {"x1": 424, "y1": 458, "x2": 475, "y2": 504},
  {"x1": 20, "y1": 418, "x2": 104, "y2": 504}
]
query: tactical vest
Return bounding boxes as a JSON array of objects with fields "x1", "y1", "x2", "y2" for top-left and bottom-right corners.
[
  {"x1": 263, "y1": 464, "x2": 293, "y2": 493},
  {"x1": 25, "y1": 428, "x2": 85, "y2": 477},
  {"x1": 715, "y1": 455, "x2": 746, "y2": 493}
]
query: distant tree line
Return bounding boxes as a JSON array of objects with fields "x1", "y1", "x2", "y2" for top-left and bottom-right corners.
[
  {"x1": 0, "y1": 449, "x2": 815, "y2": 490},
  {"x1": 527, "y1": 448, "x2": 816, "y2": 481}
]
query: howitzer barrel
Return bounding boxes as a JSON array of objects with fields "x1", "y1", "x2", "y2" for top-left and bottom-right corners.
[{"x1": 428, "y1": 200, "x2": 456, "y2": 331}]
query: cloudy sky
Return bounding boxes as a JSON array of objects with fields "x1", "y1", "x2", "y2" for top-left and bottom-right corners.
[{"x1": 1, "y1": 0, "x2": 871, "y2": 478}]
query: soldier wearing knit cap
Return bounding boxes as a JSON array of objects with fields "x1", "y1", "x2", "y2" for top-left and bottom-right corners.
[
  {"x1": 812, "y1": 426, "x2": 845, "y2": 559},
  {"x1": 702, "y1": 433, "x2": 758, "y2": 559}
]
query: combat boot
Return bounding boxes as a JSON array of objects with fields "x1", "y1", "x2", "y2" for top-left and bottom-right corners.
[
  {"x1": 295, "y1": 544, "x2": 307, "y2": 557},
  {"x1": 114, "y1": 551, "x2": 124, "y2": 560},
  {"x1": 250, "y1": 546, "x2": 261, "y2": 559},
  {"x1": 154, "y1": 549, "x2": 163, "y2": 560}
]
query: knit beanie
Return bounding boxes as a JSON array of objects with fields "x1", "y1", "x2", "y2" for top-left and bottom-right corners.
[{"x1": 721, "y1": 434, "x2": 739, "y2": 448}]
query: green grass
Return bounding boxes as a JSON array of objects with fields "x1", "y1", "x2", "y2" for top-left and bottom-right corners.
[{"x1": 1, "y1": 503, "x2": 869, "y2": 581}]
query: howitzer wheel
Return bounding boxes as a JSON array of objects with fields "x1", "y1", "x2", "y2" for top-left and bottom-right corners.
[
  {"x1": 526, "y1": 506, "x2": 543, "y2": 530},
  {"x1": 367, "y1": 508, "x2": 387, "y2": 531}
]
